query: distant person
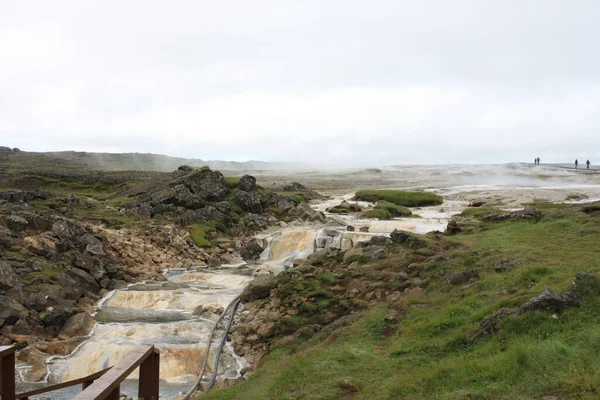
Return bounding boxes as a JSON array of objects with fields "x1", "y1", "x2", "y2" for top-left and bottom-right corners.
[
  {"x1": 537, "y1": 157, "x2": 541, "y2": 165},
  {"x1": 534, "y1": 158, "x2": 537, "y2": 165},
  {"x1": 586, "y1": 159, "x2": 591, "y2": 169},
  {"x1": 575, "y1": 159, "x2": 579, "y2": 169}
]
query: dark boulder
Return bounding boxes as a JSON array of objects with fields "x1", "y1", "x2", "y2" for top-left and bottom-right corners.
[
  {"x1": 0, "y1": 226, "x2": 16, "y2": 248},
  {"x1": 445, "y1": 269, "x2": 479, "y2": 285},
  {"x1": 234, "y1": 190, "x2": 263, "y2": 214},
  {"x1": 240, "y1": 240, "x2": 265, "y2": 261},
  {"x1": 518, "y1": 288, "x2": 580, "y2": 314},
  {"x1": 369, "y1": 236, "x2": 392, "y2": 246},
  {"x1": 0, "y1": 295, "x2": 26, "y2": 327},
  {"x1": 4, "y1": 215, "x2": 28, "y2": 232},
  {"x1": 58, "y1": 312, "x2": 95, "y2": 340},
  {"x1": 42, "y1": 308, "x2": 76, "y2": 329},
  {"x1": 444, "y1": 220, "x2": 461, "y2": 235},
  {"x1": 470, "y1": 308, "x2": 516, "y2": 340},
  {"x1": 240, "y1": 275, "x2": 277, "y2": 302},
  {"x1": 0, "y1": 261, "x2": 23, "y2": 291},
  {"x1": 178, "y1": 169, "x2": 230, "y2": 201},
  {"x1": 264, "y1": 192, "x2": 298, "y2": 211},
  {"x1": 390, "y1": 229, "x2": 410, "y2": 244},
  {"x1": 81, "y1": 234, "x2": 105, "y2": 256},
  {"x1": 238, "y1": 175, "x2": 257, "y2": 192},
  {"x1": 215, "y1": 201, "x2": 231, "y2": 214},
  {"x1": 66, "y1": 267, "x2": 101, "y2": 293},
  {"x1": 179, "y1": 206, "x2": 230, "y2": 226}
]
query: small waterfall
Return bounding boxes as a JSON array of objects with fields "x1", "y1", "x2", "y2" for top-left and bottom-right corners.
[{"x1": 261, "y1": 229, "x2": 318, "y2": 260}]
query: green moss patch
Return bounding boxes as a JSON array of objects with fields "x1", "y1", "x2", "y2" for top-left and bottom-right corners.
[{"x1": 355, "y1": 189, "x2": 443, "y2": 207}]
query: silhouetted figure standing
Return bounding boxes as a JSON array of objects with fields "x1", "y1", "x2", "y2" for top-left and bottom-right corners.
[
  {"x1": 537, "y1": 157, "x2": 541, "y2": 165},
  {"x1": 575, "y1": 159, "x2": 578, "y2": 169},
  {"x1": 586, "y1": 159, "x2": 591, "y2": 169}
]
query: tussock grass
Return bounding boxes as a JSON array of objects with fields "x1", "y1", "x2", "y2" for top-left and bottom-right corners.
[{"x1": 355, "y1": 189, "x2": 442, "y2": 207}]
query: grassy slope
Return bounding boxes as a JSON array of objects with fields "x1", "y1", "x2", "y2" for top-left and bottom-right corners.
[{"x1": 203, "y1": 204, "x2": 600, "y2": 400}]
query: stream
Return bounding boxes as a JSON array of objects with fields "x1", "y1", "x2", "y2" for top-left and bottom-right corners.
[{"x1": 17, "y1": 194, "x2": 464, "y2": 399}]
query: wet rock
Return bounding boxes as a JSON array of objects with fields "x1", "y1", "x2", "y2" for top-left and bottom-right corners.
[
  {"x1": 58, "y1": 312, "x2": 95, "y2": 340},
  {"x1": 445, "y1": 269, "x2": 479, "y2": 285},
  {"x1": 0, "y1": 261, "x2": 23, "y2": 290},
  {"x1": 346, "y1": 225, "x2": 355, "y2": 232},
  {"x1": 518, "y1": 288, "x2": 580, "y2": 314},
  {"x1": 359, "y1": 226, "x2": 369, "y2": 232},
  {"x1": 25, "y1": 360, "x2": 48, "y2": 382},
  {"x1": 108, "y1": 279, "x2": 128, "y2": 290},
  {"x1": 241, "y1": 275, "x2": 277, "y2": 302},
  {"x1": 240, "y1": 240, "x2": 265, "y2": 261},
  {"x1": 238, "y1": 175, "x2": 257, "y2": 192},
  {"x1": 0, "y1": 295, "x2": 26, "y2": 327},
  {"x1": 7, "y1": 314, "x2": 45, "y2": 343},
  {"x1": 46, "y1": 336, "x2": 88, "y2": 355}
]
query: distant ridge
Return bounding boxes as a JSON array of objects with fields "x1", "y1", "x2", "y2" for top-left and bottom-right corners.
[{"x1": 40, "y1": 150, "x2": 309, "y2": 173}]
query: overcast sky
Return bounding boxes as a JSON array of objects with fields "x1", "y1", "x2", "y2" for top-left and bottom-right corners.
[{"x1": 1, "y1": 0, "x2": 599, "y2": 165}]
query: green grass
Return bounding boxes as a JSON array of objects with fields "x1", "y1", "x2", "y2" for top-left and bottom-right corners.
[
  {"x1": 275, "y1": 191, "x2": 309, "y2": 203},
  {"x1": 225, "y1": 176, "x2": 241, "y2": 189},
  {"x1": 355, "y1": 190, "x2": 443, "y2": 207},
  {"x1": 202, "y1": 204, "x2": 600, "y2": 399},
  {"x1": 365, "y1": 200, "x2": 412, "y2": 219},
  {"x1": 189, "y1": 221, "x2": 226, "y2": 247}
]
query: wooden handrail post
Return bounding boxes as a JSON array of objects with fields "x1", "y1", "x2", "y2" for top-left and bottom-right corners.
[
  {"x1": 0, "y1": 346, "x2": 16, "y2": 400},
  {"x1": 138, "y1": 349, "x2": 160, "y2": 400},
  {"x1": 106, "y1": 386, "x2": 119, "y2": 400}
]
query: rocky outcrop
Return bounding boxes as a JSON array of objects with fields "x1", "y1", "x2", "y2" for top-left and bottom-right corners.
[
  {"x1": 238, "y1": 175, "x2": 257, "y2": 192},
  {"x1": 445, "y1": 269, "x2": 479, "y2": 285},
  {"x1": 0, "y1": 295, "x2": 26, "y2": 327},
  {"x1": 176, "y1": 169, "x2": 230, "y2": 201},
  {"x1": 234, "y1": 190, "x2": 263, "y2": 214},
  {"x1": 517, "y1": 288, "x2": 580, "y2": 314},
  {"x1": 481, "y1": 208, "x2": 543, "y2": 222},
  {"x1": 0, "y1": 261, "x2": 22, "y2": 290}
]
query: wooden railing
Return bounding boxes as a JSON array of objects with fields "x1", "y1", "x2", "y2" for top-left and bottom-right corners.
[{"x1": 0, "y1": 344, "x2": 160, "y2": 400}]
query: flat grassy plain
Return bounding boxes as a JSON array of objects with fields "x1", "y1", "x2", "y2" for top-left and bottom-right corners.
[{"x1": 203, "y1": 203, "x2": 600, "y2": 400}]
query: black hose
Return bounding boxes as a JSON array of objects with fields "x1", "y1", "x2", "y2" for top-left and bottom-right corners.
[{"x1": 206, "y1": 298, "x2": 241, "y2": 392}]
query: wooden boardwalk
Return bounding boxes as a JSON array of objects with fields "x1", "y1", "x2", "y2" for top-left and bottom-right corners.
[{"x1": 0, "y1": 344, "x2": 160, "y2": 400}]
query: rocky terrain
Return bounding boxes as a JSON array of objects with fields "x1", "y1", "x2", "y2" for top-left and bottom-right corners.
[{"x1": 0, "y1": 150, "x2": 328, "y2": 384}]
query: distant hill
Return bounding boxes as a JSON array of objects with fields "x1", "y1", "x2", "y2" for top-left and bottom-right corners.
[{"x1": 35, "y1": 150, "x2": 308, "y2": 174}]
